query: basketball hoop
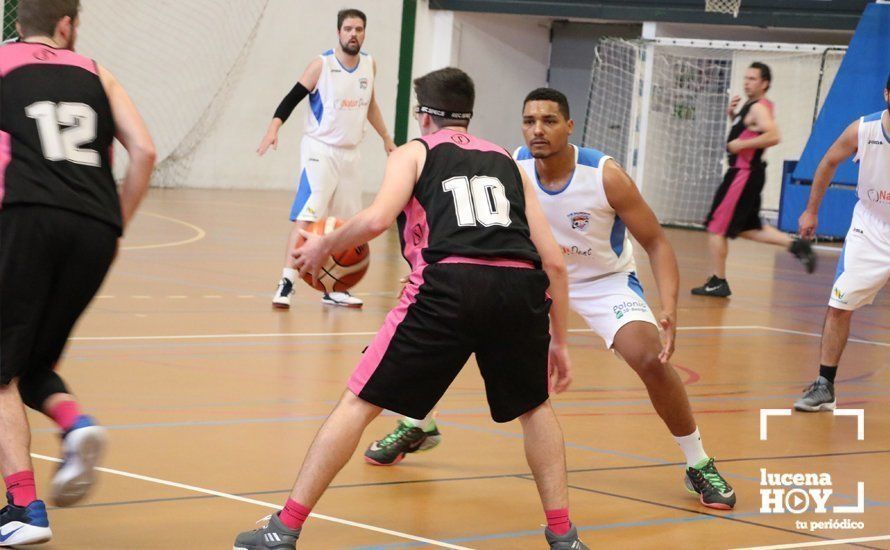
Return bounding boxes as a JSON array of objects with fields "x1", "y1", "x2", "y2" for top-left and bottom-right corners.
[{"x1": 705, "y1": 0, "x2": 741, "y2": 17}]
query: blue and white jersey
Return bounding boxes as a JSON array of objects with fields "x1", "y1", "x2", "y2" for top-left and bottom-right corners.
[
  {"x1": 304, "y1": 49, "x2": 374, "y2": 148},
  {"x1": 514, "y1": 144, "x2": 636, "y2": 281},
  {"x1": 855, "y1": 110, "x2": 890, "y2": 225}
]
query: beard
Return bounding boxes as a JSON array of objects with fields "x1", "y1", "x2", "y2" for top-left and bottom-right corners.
[{"x1": 340, "y1": 38, "x2": 360, "y2": 55}]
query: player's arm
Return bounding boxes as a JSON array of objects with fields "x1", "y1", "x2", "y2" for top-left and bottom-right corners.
[
  {"x1": 367, "y1": 59, "x2": 397, "y2": 154},
  {"x1": 603, "y1": 160, "x2": 679, "y2": 362},
  {"x1": 293, "y1": 141, "x2": 422, "y2": 276},
  {"x1": 518, "y1": 165, "x2": 572, "y2": 393},
  {"x1": 98, "y1": 65, "x2": 156, "y2": 229},
  {"x1": 257, "y1": 58, "x2": 323, "y2": 156},
  {"x1": 728, "y1": 102, "x2": 780, "y2": 153},
  {"x1": 798, "y1": 120, "x2": 859, "y2": 239}
]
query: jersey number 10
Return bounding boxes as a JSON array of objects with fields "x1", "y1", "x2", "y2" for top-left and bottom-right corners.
[
  {"x1": 26, "y1": 101, "x2": 101, "y2": 167},
  {"x1": 442, "y1": 175, "x2": 512, "y2": 227}
]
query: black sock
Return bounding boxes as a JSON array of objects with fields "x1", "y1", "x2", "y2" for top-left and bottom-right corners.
[{"x1": 819, "y1": 365, "x2": 838, "y2": 383}]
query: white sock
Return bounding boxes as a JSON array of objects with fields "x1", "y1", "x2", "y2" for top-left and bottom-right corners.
[
  {"x1": 404, "y1": 412, "x2": 435, "y2": 431},
  {"x1": 282, "y1": 267, "x2": 297, "y2": 282},
  {"x1": 674, "y1": 427, "x2": 708, "y2": 468}
]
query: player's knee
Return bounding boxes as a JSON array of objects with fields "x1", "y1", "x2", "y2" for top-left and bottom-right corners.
[
  {"x1": 628, "y1": 350, "x2": 665, "y2": 381},
  {"x1": 339, "y1": 390, "x2": 383, "y2": 420},
  {"x1": 826, "y1": 306, "x2": 854, "y2": 320},
  {"x1": 18, "y1": 370, "x2": 68, "y2": 412}
]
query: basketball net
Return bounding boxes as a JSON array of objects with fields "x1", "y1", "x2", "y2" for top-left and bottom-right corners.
[{"x1": 705, "y1": 0, "x2": 741, "y2": 17}]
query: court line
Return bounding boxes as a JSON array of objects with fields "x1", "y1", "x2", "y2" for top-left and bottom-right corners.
[
  {"x1": 729, "y1": 535, "x2": 890, "y2": 550},
  {"x1": 29, "y1": 453, "x2": 473, "y2": 550},
  {"x1": 121, "y1": 211, "x2": 207, "y2": 251}
]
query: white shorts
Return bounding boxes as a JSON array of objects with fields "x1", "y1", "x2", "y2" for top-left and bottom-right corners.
[
  {"x1": 829, "y1": 202, "x2": 890, "y2": 311},
  {"x1": 570, "y1": 271, "x2": 658, "y2": 348},
  {"x1": 289, "y1": 136, "x2": 363, "y2": 222}
]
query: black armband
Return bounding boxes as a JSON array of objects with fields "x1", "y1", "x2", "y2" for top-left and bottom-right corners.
[{"x1": 273, "y1": 82, "x2": 310, "y2": 123}]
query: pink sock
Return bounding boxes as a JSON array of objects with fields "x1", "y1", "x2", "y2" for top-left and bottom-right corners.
[
  {"x1": 4, "y1": 471, "x2": 37, "y2": 506},
  {"x1": 545, "y1": 508, "x2": 571, "y2": 536},
  {"x1": 47, "y1": 400, "x2": 81, "y2": 431},
  {"x1": 278, "y1": 498, "x2": 311, "y2": 530}
]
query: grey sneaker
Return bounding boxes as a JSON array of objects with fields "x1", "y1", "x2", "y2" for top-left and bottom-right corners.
[
  {"x1": 794, "y1": 376, "x2": 836, "y2": 412},
  {"x1": 545, "y1": 525, "x2": 588, "y2": 550},
  {"x1": 233, "y1": 512, "x2": 300, "y2": 550}
]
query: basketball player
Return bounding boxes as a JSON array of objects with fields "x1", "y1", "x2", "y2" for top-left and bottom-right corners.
[
  {"x1": 692, "y1": 62, "x2": 815, "y2": 297},
  {"x1": 233, "y1": 68, "x2": 588, "y2": 550},
  {"x1": 0, "y1": 0, "x2": 155, "y2": 544},
  {"x1": 258, "y1": 8, "x2": 396, "y2": 309},
  {"x1": 794, "y1": 75, "x2": 890, "y2": 412},
  {"x1": 366, "y1": 88, "x2": 736, "y2": 511}
]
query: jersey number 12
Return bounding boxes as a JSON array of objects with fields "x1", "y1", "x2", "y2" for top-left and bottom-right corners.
[
  {"x1": 26, "y1": 101, "x2": 101, "y2": 167},
  {"x1": 442, "y1": 175, "x2": 512, "y2": 227}
]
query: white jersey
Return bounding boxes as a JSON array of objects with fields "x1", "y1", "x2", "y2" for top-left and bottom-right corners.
[
  {"x1": 304, "y1": 49, "x2": 374, "y2": 148},
  {"x1": 854, "y1": 110, "x2": 890, "y2": 225},
  {"x1": 514, "y1": 144, "x2": 636, "y2": 282}
]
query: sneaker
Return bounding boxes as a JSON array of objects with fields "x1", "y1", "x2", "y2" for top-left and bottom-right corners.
[
  {"x1": 51, "y1": 415, "x2": 107, "y2": 507},
  {"x1": 0, "y1": 495, "x2": 52, "y2": 546},
  {"x1": 321, "y1": 291, "x2": 362, "y2": 308},
  {"x1": 234, "y1": 512, "x2": 301, "y2": 550},
  {"x1": 364, "y1": 419, "x2": 438, "y2": 466},
  {"x1": 789, "y1": 238, "x2": 817, "y2": 274},
  {"x1": 684, "y1": 457, "x2": 736, "y2": 510},
  {"x1": 545, "y1": 525, "x2": 589, "y2": 550},
  {"x1": 691, "y1": 275, "x2": 731, "y2": 297},
  {"x1": 794, "y1": 376, "x2": 836, "y2": 412},
  {"x1": 273, "y1": 278, "x2": 295, "y2": 309}
]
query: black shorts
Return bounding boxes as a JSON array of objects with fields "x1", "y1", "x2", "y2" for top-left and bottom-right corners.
[
  {"x1": 0, "y1": 205, "x2": 117, "y2": 385},
  {"x1": 704, "y1": 164, "x2": 766, "y2": 238},
  {"x1": 348, "y1": 261, "x2": 552, "y2": 423}
]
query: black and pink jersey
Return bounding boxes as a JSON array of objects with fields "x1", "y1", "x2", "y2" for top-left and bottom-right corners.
[
  {"x1": 398, "y1": 129, "x2": 541, "y2": 270},
  {"x1": 0, "y1": 41, "x2": 120, "y2": 232},
  {"x1": 727, "y1": 98, "x2": 774, "y2": 170}
]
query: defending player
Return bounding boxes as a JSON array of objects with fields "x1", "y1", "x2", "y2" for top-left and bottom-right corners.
[
  {"x1": 366, "y1": 88, "x2": 736, "y2": 511},
  {"x1": 794, "y1": 75, "x2": 890, "y2": 412},
  {"x1": 692, "y1": 62, "x2": 815, "y2": 297},
  {"x1": 233, "y1": 68, "x2": 589, "y2": 550},
  {"x1": 258, "y1": 8, "x2": 396, "y2": 309},
  {"x1": 0, "y1": 0, "x2": 155, "y2": 544}
]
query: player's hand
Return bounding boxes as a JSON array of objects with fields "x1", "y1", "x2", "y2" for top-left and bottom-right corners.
[
  {"x1": 726, "y1": 139, "x2": 743, "y2": 155},
  {"x1": 727, "y1": 95, "x2": 741, "y2": 118},
  {"x1": 397, "y1": 274, "x2": 410, "y2": 299},
  {"x1": 383, "y1": 137, "x2": 397, "y2": 156},
  {"x1": 658, "y1": 311, "x2": 677, "y2": 363},
  {"x1": 257, "y1": 131, "x2": 278, "y2": 156},
  {"x1": 548, "y1": 343, "x2": 572, "y2": 394},
  {"x1": 798, "y1": 211, "x2": 818, "y2": 240},
  {"x1": 292, "y1": 229, "x2": 329, "y2": 282}
]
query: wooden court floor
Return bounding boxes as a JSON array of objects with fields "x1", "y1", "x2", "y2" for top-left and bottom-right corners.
[{"x1": 25, "y1": 188, "x2": 889, "y2": 549}]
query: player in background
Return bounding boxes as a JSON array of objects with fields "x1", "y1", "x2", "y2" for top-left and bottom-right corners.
[
  {"x1": 794, "y1": 75, "x2": 890, "y2": 412},
  {"x1": 692, "y1": 62, "x2": 815, "y2": 297},
  {"x1": 0, "y1": 0, "x2": 155, "y2": 544},
  {"x1": 233, "y1": 68, "x2": 588, "y2": 550},
  {"x1": 258, "y1": 8, "x2": 396, "y2": 309},
  {"x1": 366, "y1": 88, "x2": 736, "y2": 511}
]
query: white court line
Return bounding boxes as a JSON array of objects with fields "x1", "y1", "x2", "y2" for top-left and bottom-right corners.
[
  {"x1": 30, "y1": 453, "x2": 473, "y2": 550},
  {"x1": 729, "y1": 534, "x2": 890, "y2": 549},
  {"x1": 67, "y1": 325, "x2": 890, "y2": 348},
  {"x1": 812, "y1": 244, "x2": 842, "y2": 253}
]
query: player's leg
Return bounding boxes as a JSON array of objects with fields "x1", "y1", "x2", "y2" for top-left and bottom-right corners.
[
  {"x1": 693, "y1": 168, "x2": 737, "y2": 297},
  {"x1": 363, "y1": 409, "x2": 442, "y2": 466},
  {"x1": 739, "y1": 224, "x2": 816, "y2": 273},
  {"x1": 321, "y1": 146, "x2": 365, "y2": 308}
]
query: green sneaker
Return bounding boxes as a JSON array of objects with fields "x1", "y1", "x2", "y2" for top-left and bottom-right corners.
[
  {"x1": 364, "y1": 419, "x2": 441, "y2": 466},
  {"x1": 684, "y1": 457, "x2": 736, "y2": 510}
]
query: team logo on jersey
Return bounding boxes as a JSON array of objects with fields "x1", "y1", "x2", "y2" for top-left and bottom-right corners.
[
  {"x1": 34, "y1": 48, "x2": 57, "y2": 61},
  {"x1": 866, "y1": 188, "x2": 890, "y2": 204},
  {"x1": 359, "y1": 77, "x2": 369, "y2": 89},
  {"x1": 567, "y1": 211, "x2": 591, "y2": 232},
  {"x1": 451, "y1": 134, "x2": 470, "y2": 145},
  {"x1": 831, "y1": 287, "x2": 847, "y2": 304},
  {"x1": 867, "y1": 140, "x2": 884, "y2": 145}
]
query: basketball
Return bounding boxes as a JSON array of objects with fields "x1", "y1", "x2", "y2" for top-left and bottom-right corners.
[{"x1": 300, "y1": 217, "x2": 370, "y2": 293}]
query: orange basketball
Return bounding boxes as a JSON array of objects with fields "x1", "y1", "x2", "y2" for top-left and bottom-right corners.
[{"x1": 300, "y1": 217, "x2": 370, "y2": 293}]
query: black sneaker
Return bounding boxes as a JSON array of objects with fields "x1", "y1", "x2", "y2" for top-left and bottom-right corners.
[
  {"x1": 545, "y1": 525, "x2": 589, "y2": 549},
  {"x1": 684, "y1": 457, "x2": 736, "y2": 510},
  {"x1": 0, "y1": 493, "x2": 52, "y2": 546},
  {"x1": 691, "y1": 275, "x2": 731, "y2": 297},
  {"x1": 789, "y1": 238, "x2": 817, "y2": 273},
  {"x1": 233, "y1": 512, "x2": 300, "y2": 550},
  {"x1": 363, "y1": 420, "x2": 433, "y2": 466}
]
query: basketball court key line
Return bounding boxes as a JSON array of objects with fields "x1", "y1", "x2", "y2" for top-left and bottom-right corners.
[
  {"x1": 729, "y1": 534, "x2": 890, "y2": 549},
  {"x1": 30, "y1": 454, "x2": 474, "y2": 550}
]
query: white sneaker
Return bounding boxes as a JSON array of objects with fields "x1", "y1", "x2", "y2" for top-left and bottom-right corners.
[
  {"x1": 322, "y1": 291, "x2": 363, "y2": 308},
  {"x1": 272, "y1": 278, "x2": 294, "y2": 309},
  {"x1": 51, "y1": 420, "x2": 107, "y2": 507}
]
